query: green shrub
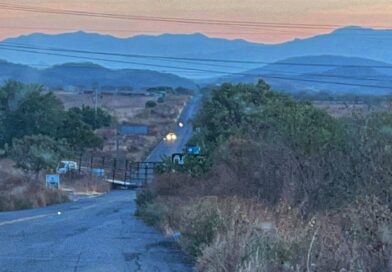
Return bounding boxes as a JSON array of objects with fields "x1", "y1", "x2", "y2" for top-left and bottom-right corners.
[
  {"x1": 179, "y1": 198, "x2": 226, "y2": 257},
  {"x1": 136, "y1": 188, "x2": 156, "y2": 208},
  {"x1": 136, "y1": 200, "x2": 166, "y2": 226},
  {"x1": 145, "y1": 100, "x2": 157, "y2": 108}
]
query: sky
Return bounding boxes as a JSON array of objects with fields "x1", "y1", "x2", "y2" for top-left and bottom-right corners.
[{"x1": 0, "y1": 0, "x2": 391, "y2": 43}]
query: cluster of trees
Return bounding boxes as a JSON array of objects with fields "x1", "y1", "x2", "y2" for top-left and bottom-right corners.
[
  {"x1": 188, "y1": 81, "x2": 392, "y2": 211},
  {"x1": 139, "y1": 80, "x2": 392, "y2": 270},
  {"x1": 146, "y1": 86, "x2": 194, "y2": 95},
  {"x1": 0, "y1": 81, "x2": 112, "y2": 177}
]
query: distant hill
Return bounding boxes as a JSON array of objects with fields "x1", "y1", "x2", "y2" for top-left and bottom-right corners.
[
  {"x1": 0, "y1": 60, "x2": 40, "y2": 83},
  {"x1": 2, "y1": 27, "x2": 392, "y2": 78},
  {"x1": 207, "y1": 56, "x2": 392, "y2": 95},
  {"x1": 0, "y1": 61, "x2": 197, "y2": 90}
]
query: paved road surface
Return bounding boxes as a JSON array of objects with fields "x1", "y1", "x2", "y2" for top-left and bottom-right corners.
[
  {"x1": 0, "y1": 93, "x2": 202, "y2": 272},
  {"x1": 146, "y1": 93, "x2": 202, "y2": 162}
]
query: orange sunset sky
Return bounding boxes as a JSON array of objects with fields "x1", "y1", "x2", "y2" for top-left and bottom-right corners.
[{"x1": 0, "y1": 0, "x2": 391, "y2": 43}]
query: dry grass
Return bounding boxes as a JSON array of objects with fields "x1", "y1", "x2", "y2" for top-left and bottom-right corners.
[
  {"x1": 142, "y1": 194, "x2": 392, "y2": 272},
  {"x1": 312, "y1": 100, "x2": 389, "y2": 118},
  {"x1": 0, "y1": 176, "x2": 68, "y2": 212},
  {"x1": 0, "y1": 159, "x2": 69, "y2": 212},
  {"x1": 61, "y1": 174, "x2": 111, "y2": 194},
  {"x1": 137, "y1": 131, "x2": 392, "y2": 271},
  {"x1": 56, "y1": 92, "x2": 151, "y2": 120}
]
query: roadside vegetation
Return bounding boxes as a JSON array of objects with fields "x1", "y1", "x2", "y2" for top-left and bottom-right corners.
[
  {"x1": 137, "y1": 81, "x2": 392, "y2": 271},
  {"x1": 0, "y1": 81, "x2": 112, "y2": 211},
  {"x1": 60, "y1": 86, "x2": 190, "y2": 162},
  {"x1": 123, "y1": 93, "x2": 189, "y2": 161}
]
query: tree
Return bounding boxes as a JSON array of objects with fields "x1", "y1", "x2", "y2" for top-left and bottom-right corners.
[
  {"x1": 192, "y1": 80, "x2": 274, "y2": 154},
  {"x1": 145, "y1": 100, "x2": 157, "y2": 108},
  {"x1": 68, "y1": 105, "x2": 111, "y2": 130},
  {"x1": 57, "y1": 111, "x2": 103, "y2": 151},
  {"x1": 10, "y1": 135, "x2": 69, "y2": 179},
  {"x1": 0, "y1": 81, "x2": 108, "y2": 154},
  {"x1": 1, "y1": 83, "x2": 64, "y2": 144}
]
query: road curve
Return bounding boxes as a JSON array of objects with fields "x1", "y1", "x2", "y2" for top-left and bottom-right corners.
[{"x1": 0, "y1": 92, "x2": 202, "y2": 272}]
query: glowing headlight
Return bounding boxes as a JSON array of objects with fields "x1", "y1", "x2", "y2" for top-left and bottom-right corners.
[{"x1": 165, "y1": 133, "x2": 177, "y2": 141}]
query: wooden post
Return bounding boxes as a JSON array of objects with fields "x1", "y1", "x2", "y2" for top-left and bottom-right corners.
[
  {"x1": 112, "y1": 158, "x2": 117, "y2": 182},
  {"x1": 124, "y1": 159, "x2": 128, "y2": 181},
  {"x1": 78, "y1": 153, "x2": 82, "y2": 174},
  {"x1": 90, "y1": 154, "x2": 94, "y2": 177},
  {"x1": 144, "y1": 163, "x2": 148, "y2": 182}
]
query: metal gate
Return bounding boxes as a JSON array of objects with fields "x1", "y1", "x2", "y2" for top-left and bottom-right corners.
[{"x1": 77, "y1": 153, "x2": 164, "y2": 188}]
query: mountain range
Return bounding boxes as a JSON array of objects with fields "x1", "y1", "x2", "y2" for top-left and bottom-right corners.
[
  {"x1": 1, "y1": 26, "x2": 392, "y2": 94},
  {"x1": 211, "y1": 55, "x2": 392, "y2": 94},
  {"x1": 0, "y1": 61, "x2": 197, "y2": 90}
]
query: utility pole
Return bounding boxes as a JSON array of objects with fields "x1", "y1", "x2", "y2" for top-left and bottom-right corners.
[
  {"x1": 114, "y1": 88, "x2": 119, "y2": 159},
  {"x1": 116, "y1": 127, "x2": 120, "y2": 159},
  {"x1": 92, "y1": 82, "x2": 99, "y2": 129},
  {"x1": 94, "y1": 86, "x2": 98, "y2": 119}
]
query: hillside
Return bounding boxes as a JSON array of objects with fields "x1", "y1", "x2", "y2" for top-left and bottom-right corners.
[
  {"x1": 2, "y1": 27, "x2": 392, "y2": 78},
  {"x1": 208, "y1": 55, "x2": 392, "y2": 94},
  {"x1": 0, "y1": 61, "x2": 197, "y2": 90}
]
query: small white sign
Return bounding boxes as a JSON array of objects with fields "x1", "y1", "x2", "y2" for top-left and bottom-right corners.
[
  {"x1": 172, "y1": 154, "x2": 185, "y2": 165},
  {"x1": 46, "y1": 174, "x2": 60, "y2": 189}
]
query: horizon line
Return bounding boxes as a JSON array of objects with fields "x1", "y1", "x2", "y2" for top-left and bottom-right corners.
[{"x1": 0, "y1": 25, "x2": 388, "y2": 45}]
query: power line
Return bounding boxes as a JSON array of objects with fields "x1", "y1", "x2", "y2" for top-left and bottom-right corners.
[
  {"x1": 0, "y1": 44, "x2": 245, "y2": 70},
  {"x1": 0, "y1": 45, "x2": 392, "y2": 83},
  {"x1": 0, "y1": 44, "x2": 391, "y2": 90},
  {"x1": 29, "y1": 61, "x2": 392, "y2": 83},
  {"x1": 0, "y1": 25, "x2": 304, "y2": 36},
  {"x1": 0, "y1": 2, "x2": 390, "y2": 31},
  {"x1": 4, "y1": 42, "x2": 392, "y2": 70}
]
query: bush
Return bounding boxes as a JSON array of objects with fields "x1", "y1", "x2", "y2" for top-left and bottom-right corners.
[
  {"x1": 145, "y1": 100, "x2": 157, "y2": 108},
  {"x1": 10, "y1": 135, "x2": 70, "y2": 179},
  {"x1": 178, "y1": 197, "x2": 226, "y2": 257},
  {"x1": 135, "y1": 199, "x2": 166, "y2": 226}
]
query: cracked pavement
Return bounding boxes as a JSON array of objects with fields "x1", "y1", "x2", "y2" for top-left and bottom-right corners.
[{"x1": 0, "y1": 191, "x2": 192, "y2": 271}]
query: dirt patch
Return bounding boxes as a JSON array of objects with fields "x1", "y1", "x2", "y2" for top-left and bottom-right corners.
[
  {"x1": 313, "y1": 100, "x2": 389, "y2": 117},
  {"x1": 61, "y1": 174, "x2": 111, "y2": 194}
]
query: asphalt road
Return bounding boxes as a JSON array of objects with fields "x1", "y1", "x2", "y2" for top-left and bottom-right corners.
[
  {"x1": 146, "y1": 93, "x2": 202, "y2": 162},
  {"x1": 0, "y1": 93, "x2": 203, "y2": 272}
]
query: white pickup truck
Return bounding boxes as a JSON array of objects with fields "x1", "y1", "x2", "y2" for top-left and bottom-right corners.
[{"x1": 56, "y1": 160, "x2": 78, "y2": 174}]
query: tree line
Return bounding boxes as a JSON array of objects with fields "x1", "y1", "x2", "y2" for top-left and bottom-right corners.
[{"x1": 0, "y1": 81, "x2": 112, "y2": 177}]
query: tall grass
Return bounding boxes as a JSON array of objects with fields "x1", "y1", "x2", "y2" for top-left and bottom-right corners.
[{"x1": 0, "y1": 176, "x2": 68, "y2": 211}]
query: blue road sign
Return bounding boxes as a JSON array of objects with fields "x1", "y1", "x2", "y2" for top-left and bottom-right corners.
[
  {"x1": 46, "y1": 174, "x2": 60, "y2": 189},
  {"x1": 187, "y1": 145, "x2": 201, "y2": 155},
  {"x1": 91, "y1": 168, "x2": 105, "y2": 177}
]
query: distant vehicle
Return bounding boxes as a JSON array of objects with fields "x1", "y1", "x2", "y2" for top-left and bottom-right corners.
[
  {"x1": 164, "y1": 132, "x2": 177, "y2": 142},
  {"x1": 56, "y1": 161, "x2": 78, "y2": 174}
]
